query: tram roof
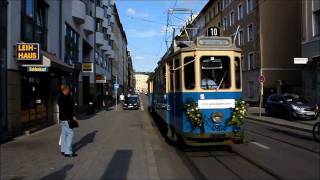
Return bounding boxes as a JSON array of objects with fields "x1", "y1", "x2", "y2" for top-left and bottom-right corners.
[{"x1": 157, "y1": 36, "x2": 241, "y2": 65}]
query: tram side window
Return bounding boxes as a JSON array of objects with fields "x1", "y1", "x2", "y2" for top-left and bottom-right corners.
[
  {"x1": 184, "y1": 57, "x2": 195, "y2": 89},
  {"x1": 169, "y1": 62, "x2": 174, "y2": 91},
  {"x1": 174, "y1": 59, "x2": 181, "y2": 91},
  {"x1": 200, "y1": 56, "x2": 231, "y2": 90},
  {"x1": 235, "y1": 57, "x2": 241, "y2": 89},
  {"x1": 162, "y1": 66, "x2": 166, "y2": 91}
]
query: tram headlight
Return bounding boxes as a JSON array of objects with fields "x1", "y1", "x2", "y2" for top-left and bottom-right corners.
[{"x1": 212, "y1": 112, "x2": 223, "y2": 123}]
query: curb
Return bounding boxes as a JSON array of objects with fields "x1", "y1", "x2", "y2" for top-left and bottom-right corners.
[{"x1": 246, "y1": 116, "x2": 313, "y2": 133}]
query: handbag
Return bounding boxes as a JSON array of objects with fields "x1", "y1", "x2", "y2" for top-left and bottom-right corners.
[{"x1": 68, "y1": 119, "x2": 79, "y2": 129}]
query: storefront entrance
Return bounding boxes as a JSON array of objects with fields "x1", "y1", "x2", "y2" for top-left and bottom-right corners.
[{"x1": 21, "y1": 73, "x2": 50, "y2": 128}]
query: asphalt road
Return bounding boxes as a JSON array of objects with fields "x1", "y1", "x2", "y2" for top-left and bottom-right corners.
[{"x1": 140, "y1": 94, "x2": 320, "y2": 180}]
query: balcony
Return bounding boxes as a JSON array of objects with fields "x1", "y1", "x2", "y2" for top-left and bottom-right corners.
[
  {"x1": 101, "y1": 40, "x2": 109, "y2": 52},
  {"x1": 72, "y1": 1, "x2": 86, "y2": 24},
  {"x1": 96, "y1": 32, "x2": 104, "y2": 46},
  {"x1": 83, "y1": 15, "x2": 95, "y2": 34},
  {"x1": 103, "y1": 20, "x2": 108, "y2": 28},
  {"x1": 96, "y1": 6, "x2": 104, "y2": 19}
]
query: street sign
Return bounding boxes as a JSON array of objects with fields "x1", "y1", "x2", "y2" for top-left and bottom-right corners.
[
  {"x1": 294, "y1": 58, "x2": 308, "y2": 64},
  {"x1": 27, "y1": 66, "x2": 49, "y2": 72},
  {"x1": 258, "y1": 75, "x2": 265, "y2": 83},
  {"x1": 207, "y1": 27, "x2": 220, "y2": 37},
  {"x1": 16, "y1": 43, "x2": 40, "y2": 61},
  {"x1": 82, "y1": 63, "x2": 93, "y2": 72},
  {"x1": 114, "y1": 84, "x2": 119, "y2": 89}
]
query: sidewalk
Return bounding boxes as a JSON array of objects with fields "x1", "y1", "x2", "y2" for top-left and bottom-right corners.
[
  {"x1": 246, "y1": 107, "x2": 318, "y2": 133},
  {"x1": 0, "y1": 105, "x2": 194, "y2": 180}
]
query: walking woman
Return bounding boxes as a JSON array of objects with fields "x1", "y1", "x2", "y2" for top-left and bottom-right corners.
[{"x1": 58, "y1": 85, "x2": 78, "y2": 157}]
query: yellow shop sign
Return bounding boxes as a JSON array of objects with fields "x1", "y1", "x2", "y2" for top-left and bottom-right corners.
[
  {"x1": 82, "y1": 63, "x2": 93, "y2": 72},
  {"x1": 16, "y1": 43, "x2": 40, "y2": 61}
]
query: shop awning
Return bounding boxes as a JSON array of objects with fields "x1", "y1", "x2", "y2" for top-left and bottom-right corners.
[{"x1": 41, "y1": 51, "x2": 74, "y2": 72}]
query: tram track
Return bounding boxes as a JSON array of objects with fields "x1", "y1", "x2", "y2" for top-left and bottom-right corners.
[{"x1": 174, "y1": 146, "x2": 282, "y2": 180}]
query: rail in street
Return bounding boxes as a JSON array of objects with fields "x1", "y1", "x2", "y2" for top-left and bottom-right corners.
[{"x1": 0, "y1": 95, "x2": 319, "y2": 180}]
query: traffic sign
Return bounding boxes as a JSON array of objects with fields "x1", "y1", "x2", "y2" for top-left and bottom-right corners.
[
  {"x1": 207, "y1": 27, "x2": 220, "y2": 37},
  {"x1": 258, "y1": 75, "x2": 265, "y2": 83},
  {"x1": 114, "y1": 84, "x2": 119, "y2": 89}
]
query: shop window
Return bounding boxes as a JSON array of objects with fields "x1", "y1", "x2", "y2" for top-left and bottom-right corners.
[{"x1": 184, "y1": 57, "x2": 195, "y2": 90}]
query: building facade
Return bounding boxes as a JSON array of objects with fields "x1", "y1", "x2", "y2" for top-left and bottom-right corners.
[
  {"x1": 0, "y1": 0, "x2": 8, "y2": 139},
  {"x1": 135, "y1": 73, "x2": 149, "y2": 93},
  {"x1": 301, "y1": 0, "x2": 320, "y2": 104},
  {"x1": 2, "y1": 0, "x2": 130, "y2": 140},
  {"x1": 184, "y1": 0, "x2": 302, "y2": 104}
]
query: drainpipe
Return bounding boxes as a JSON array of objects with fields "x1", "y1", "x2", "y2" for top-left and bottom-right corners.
[{"x1": 59, "y1": 0, "x2": 62, "y2": 59}]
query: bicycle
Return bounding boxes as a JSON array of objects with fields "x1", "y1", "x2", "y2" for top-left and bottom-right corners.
[{"x1": 313, "y1": 121, "x2": 320, "y2": 142}]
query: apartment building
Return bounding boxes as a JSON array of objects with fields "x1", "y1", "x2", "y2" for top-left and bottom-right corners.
[
  {"x1": 301, "y1": 0, "x2": 320, "y2": 103},
  {"x1": 1, "y1": 0, "x2": 130, "y2": 139},
  {"x1": 184, "y1": 0, "x2": 302, "y2": 104},
  {"x1": 0, "y1": 0, "x2": 8, "y2": 139},
  {"x1": 135, "y1": 72, "x2": 150, "y2": 93}
]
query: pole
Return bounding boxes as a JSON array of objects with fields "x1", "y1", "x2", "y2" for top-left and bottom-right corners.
[
  {"x1": 259, "y1": 82, "x2": 263, "y2": 117},
  {"x1": 115, "y1": 74, "x2": 118, "y2": 111}
]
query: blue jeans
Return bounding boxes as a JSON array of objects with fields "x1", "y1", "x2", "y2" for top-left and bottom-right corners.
[{"x1": 60, "y1": 121, "x2": 74, "y2": 155}]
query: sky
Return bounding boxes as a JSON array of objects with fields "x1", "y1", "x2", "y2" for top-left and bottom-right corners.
[{"x1": 115, "y1": 0, "x2": 208, "y2": 72}]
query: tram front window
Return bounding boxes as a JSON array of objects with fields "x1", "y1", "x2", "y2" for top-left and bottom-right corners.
[{"x1": 201, "y1": 56, "x2": 231, "y2": 90}]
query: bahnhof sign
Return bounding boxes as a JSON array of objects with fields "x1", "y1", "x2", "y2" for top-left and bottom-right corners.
[{"x1": 16, "y1": 43, "x2": 40, "y2": 61}]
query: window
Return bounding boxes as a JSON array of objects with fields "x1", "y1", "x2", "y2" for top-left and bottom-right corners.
[
  {"x1": 229, "y1": 11, "x2": 235, "y2": 26},
  {"x1": 21, "y1": 0, "x2": 48, "y2": 50},
  {"x1": 235, "y1": 57, "x2": 241, "y2": 89},
  {"x1": 174, "y1": 59, "x2": 181, "y2": 91},
  {"x1": 237, "y1": 30, "x2": 244, "y2": 46},
  {"x1": 103, "y1": 5, "x2": 108, "y2": 18},
  {"x1": 169, "y1": 62, "x2": 174, "y2": 91},
  {"x1": 247, "y1": 24, "x2": 253, "y2": 41},
  {"x1": 64, "y1": 24, "x2": 79, "y2": 64},
  {"x1": 162, "y1": 66, "x2": 166, "y2": 91},
  {"x1": 247, "y1": 0, "x2": 253, "y2": 14},
  {"x1": 184, "y1": 57, "x2": 195, "y2": 90},
  {"x1": 238, "y1": 4, "x2": 243, "y2": 20},
  {"x1": 200, "y1": 56, "x2": 231, "y2": 90},
  {"x1": 248, "y1": 81, "x2": 254, "y2": 98},
  {"x1": 96, "y1": 0, "x2": 102, "y2": 7},
  {"x1": 313, "y1": 9, "x2": 320, "y2": 37},
  {"x1": 248, "y1": 52, "x2": 254, "y2": 70},
  {"x1": 223, "y1": 17, "x2": 228, "y2": 30},
  {"x1": 25, "y1": 0, "x2": 33, "y2": 17},
  {"x1": 96, "y1": 18, "x2": 103, "y2": 32}
]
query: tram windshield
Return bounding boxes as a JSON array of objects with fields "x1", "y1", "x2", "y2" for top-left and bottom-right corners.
[{"x1": 201, "y1": 56, "x2": 231, "y2": 90}]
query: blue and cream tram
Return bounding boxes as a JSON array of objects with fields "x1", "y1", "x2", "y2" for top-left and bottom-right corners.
[{"x1": 148, "y1": 35, "x2": 244, "y2": 146}]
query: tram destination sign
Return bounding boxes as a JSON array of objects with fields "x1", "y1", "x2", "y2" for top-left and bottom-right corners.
[
  {"x1": 16, "y1": 43, "x2": 40, "y2": 61},
  {"x1": 198, "y1": 37, "x2": 231, "y2": 47}
]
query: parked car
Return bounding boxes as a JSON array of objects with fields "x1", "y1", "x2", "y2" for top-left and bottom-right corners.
[
  {"x1": 265, "y1": 94, "x2": 319, "y2": 120},
  {"x1": 123, "y1": 96, "x2": 140, "y2": 110}
]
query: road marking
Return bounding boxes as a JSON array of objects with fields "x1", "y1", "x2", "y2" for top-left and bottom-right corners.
[{"x1": 251, "y1": 142, "x2": 271, "y2": 150}]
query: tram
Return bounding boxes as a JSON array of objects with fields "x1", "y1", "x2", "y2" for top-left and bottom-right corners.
[{"x1": 148, "y1": 33, "x2": 244, "y2": 146}]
